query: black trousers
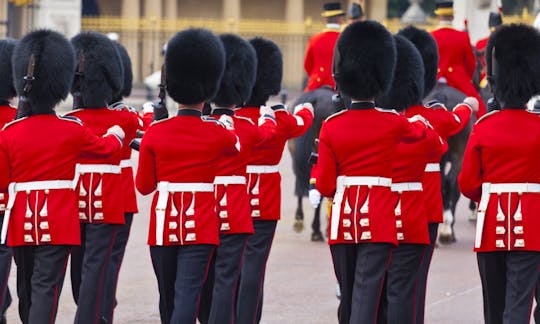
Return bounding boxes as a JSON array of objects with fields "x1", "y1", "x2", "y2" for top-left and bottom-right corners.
[
  {"x1": 415, "y1": 223, "x2": 439, "y2": 324},
  {"x1": 0, "y1": 214, "x2": 11, "y2": 318},
  {"x1": 100, "y1": 213, "x2": 134, "y2": 323},
  {"x1": 72, "y1": 223, "x2": 118, "y2": 324},
  {"x1": 150, "y1": 244, "x2": 215, "y2": 324},
  {"x1": 12, "y1": 245, "x2": 71, "y2": 324},
  {"x1": 199, "y1": 233, "x2": 249, "y2": 324},
  {"x1": 236, "y1": 220, "x2": 277, "y2": 324},
  {"x1": 477, "y1": 251, "x2": 540, "y2": 324},
  {"x1": 330, "y1": 243, "x2": 393, "y2": 324}
]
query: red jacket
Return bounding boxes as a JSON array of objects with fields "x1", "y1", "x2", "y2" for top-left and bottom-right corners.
[
  {"x1": 66, "y1": 108, "x2": 140, "y2": 224},
  {"x1": 304, "y1": 25, "x2": 340, "y2": 92},
  {"x1": 431, "y1": 26, "x2": 486, "y2": 116},
  {"x1": 316, "y1": 105, "x2": 427, "y2": 245},
  {"x1": 459, "y1": 109, "x2": 540, "y2": 252},
  {"x1": 211, "y1": 108, "x2": 276, "y2": 235},
  {"x1": 391, "y1": 119, "x2": 447, "y2": 244},
  {"x1": 0, "y1": 105, "x2": 16, "y2": 212},
  {"x1": 405, "y1": 102, "x2": 472, "y2": 223},
  {"x1": 0, "y1": 115, "x2": 122, "y2": 246},
  {"x1": 136, "y1": 109, "x2": 240, "y2": 246},
  {"x1": 235, "y1": 105, "x2": 313, "y2": 221}
]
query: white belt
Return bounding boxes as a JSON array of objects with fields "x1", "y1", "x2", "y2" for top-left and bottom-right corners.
[
  {"x1": 475, "y1": 182, "x2": 540, "y2": 248},
  {"x1": 214, "y1": 176, "x2": 246, "y2": 185},
  {"x1": 331, "y1": 176, "x2": 392, "y2": 240},
  {"x1": 246, "y1": 164, "x2": 279, "y2": 174},
  {"x1": 424, "y1": 163, "x2": 441, "y2": 172},
  {"x1": 155, "y1": 181, "x2": 214, "y2": 246},
  {"x1": 1, "y1": 180, "x2": 74, "y2": 244},
  {"x1": 391, "y1": 182, "x2": 423, "y2": 192},
  {"x1": 76, "y1": 164, "x2": 121, "y2": 174},
  {"x1": 119, "y1": 159, "x2": 132, "y2": 168}
]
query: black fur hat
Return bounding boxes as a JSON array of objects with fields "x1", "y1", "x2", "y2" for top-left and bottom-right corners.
[
  {"x1": 71, "y1": 31, "x2": 124, "y2": 108},
  {"x1": 114, "y1": 42, "x2": 133, "y2": 99},
  {"x1": 246, "y1": 37, "x2": 283, "y2": 107},
  {"x1": 487, "y1": 24, "x2": 540, "y2": 108},
  {"x1": 213, "y1": 34, "x2": 257, "y2": 107},
  {"x1": 12, "y1": 30, "x2": 75, "y2": 114},
  {"x1": 0, "y1": 39, "x2": 17, "y2": 100},
  {"x1": 397, "y1": 26, "x2": 439, "y2": 97},
  {"x1": 333, "y1": 21, "x2": 396, "y2": 100},
  {"x1": 166, "y1": 28, "x2": 225, "y2": 105},
  {"x1": 376, "y1": 35, "x2": 424, "y2": 111}
]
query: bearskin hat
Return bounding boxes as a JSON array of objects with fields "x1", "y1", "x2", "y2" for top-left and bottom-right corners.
[
  {"x1": 114, "y1": 41, "x2": 133, "y2": 100},
  {"x1": 0, "y1": 39, "x2": 17, "y2": 100},
  {"x1": 487, "y1": 24, "x2": 540, "y2": 108},
  {"x1": 12, "y1": 30, "x2": 75, "y2": 114},
  {"x1": 213, "y1": 34, "x2": 257, "y2": 107},
  {"x1": 246, "y1": 37, "x2": 283, "y2": 107},
  {"x1": 166, "y1": 28, "x2": 225, "y2": 105},
  {"x1": 397, "y1": 26, "x2": 439, "y2": 97},
  {"x1": 376, "y1": 35, "x2": 424, "y2": 111},
  {"x1": 71, "y1": 31, "x2": 124, "y2": 108},
  {"x1": 333, "y1": 21, "x2": 396, "y2": 100}
]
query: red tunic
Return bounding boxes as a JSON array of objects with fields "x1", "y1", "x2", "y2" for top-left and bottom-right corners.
[
  {"x1": 211, "y1": 109, "x2": 276, "y2": 235},
  {"x1": 459, "y1": 109, "x2": 540, "y2": 252},
  {"x1": 235, "y1": 105, "x2": 313, "y2": 221},
  {"x1": 303, "y1": 25, "x2": 340, "y2": 92},
  {"x1": 0, "y1": 115, "x2": 122, "y2": 246},
  {"x1": 0, "y1": 105, "x2": 16, "y2": 212},
  {"x1": 136, "y1": 109, "x2": 240, "y2": 246},
  {"x1": 475, "y1": 36, "x2": 489, "y2": 83},
  {"x1": 316, "y1": 107, "x2": 426, "y2": 245},
  {"x1": 405, "y1": 102, "x2": 472, "y2": 223},
  {"x1": 66, "y1": 108, "x2": 140, "y2": 224},
  {"x1": 431, "y1": 26, "x2": 486, "y2": 116},
  {"x1": 391, "y1": 121, "x2": 447, "y2": 244}
]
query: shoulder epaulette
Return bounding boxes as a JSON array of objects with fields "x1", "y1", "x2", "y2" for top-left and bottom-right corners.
[
  {"x1": 475, "y1": 110, "x2": 500, "y2": 124},
  {"x1": 64, "y1": 109, "x2": 83, "y2": 116},
  {"x1": 58, "y1": 115, "x2": 83, "y2": 126},
  {"x1": 424, "y1": 100, "x2": 447, "y2": 110},
  {"x1": 235, "y1": 115, "x2": 255, "y2": 126},
  {"x1": 149, "y1": 117, "x2": 172, "y2": 127},
  {"x1": 324, "y1": 109, "x2": 347, "y2": 122},
  {"x1": 375, "y1": 107, "x2": 399, "y2": 115},
  {"x1": 2, "y1": 117, "x2": 28, "y2": 130}
]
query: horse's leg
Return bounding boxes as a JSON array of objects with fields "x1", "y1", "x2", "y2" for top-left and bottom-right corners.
[
  {"x1": 439, "y1": 160, "x2": 455, "y2": 244},
  {"x1": 311, "y1": 203, "x2": 324, "y2": 241},
  {"x1": 468, "y1": 200, "x2": 477, "y2": 222},
  {"x1": 293, "y1": 195, "x2": 305, "y2": 233}
]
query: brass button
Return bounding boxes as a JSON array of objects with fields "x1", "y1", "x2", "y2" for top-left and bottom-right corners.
[
  {"x1": 320, "y1": 67, "x2": 324, "y2": 72},
  {"x1": 448, "y1": 67, "x2": 453, "y2": 72}
]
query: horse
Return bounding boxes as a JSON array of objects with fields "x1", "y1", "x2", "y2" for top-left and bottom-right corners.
[{"x1": 288, "y1": 85, "x2": 339, "y2": 241}]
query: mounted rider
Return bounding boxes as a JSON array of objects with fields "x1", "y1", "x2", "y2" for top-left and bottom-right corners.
[{"x1": 431, "y1": 0, "x2": 487, "y2": 117}]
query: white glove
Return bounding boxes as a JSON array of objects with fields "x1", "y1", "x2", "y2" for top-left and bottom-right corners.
[
  {"x1": 294, "y1": 102, "x2": 314, "y2": 116},
  {"x1": 463, "y1": 97, "x2": 479, "y2": 114},
  {"x1": 259, "y1": 105, "x2": 276, "y2": 119},
  {"x1": 218, "y1": 114, "x2": 234, "y2": 130},
  {"x1": 142, "y1": 101, "x2": 154, "y2": 114},
  {"x1": 309, "y1": 188, "x2": 322, "y2": 208},
  {"x1": 106, "y1": 125, "x2": 125, "y2": 141}
]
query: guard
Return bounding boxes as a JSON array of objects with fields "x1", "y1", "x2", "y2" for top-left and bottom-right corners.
[
  {"x1": 198, "y1": 33, "x2": 277, "y2": 324},
  {"x1": 235, "y1": 37, "x2": 313, "y2": 324},
  {"x1": 135, "y1": 28, "x2": 240, "y2": 324},
  {"x1": 0, "y1": 39, "x2": 17, "y2": 324},
  {"x1": 315, "y1": 21, "x2": 427, "y2": 324},
  {"x1": 431, "y1": 0, "x2": 487, "y2": 116},
  {"x1": 65, "y1": 31, "x2": 139, "y2": 324},
  {"x1": 0, "y1": 29, "x2": 124, "y2": 324},
  {"x1": 459, "y1": 23, "x2": 540, "y2": 324},
  {"x1": 303, "y1": 2, "x2": 344, "y2": 92}
]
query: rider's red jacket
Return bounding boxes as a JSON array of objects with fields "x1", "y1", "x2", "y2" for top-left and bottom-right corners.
[
  {"x1": 405, "y1": 102, "x2": 473, "y2": 223},
  {"x1": 303, "y1": 25, "x2": 340, "y2": 92},
  {"x1": 459, "y1": 109, "x2": 540, "y2": 252},
  {"x1": 316, "y1": 105, "x2": 426, "y2": 245}
]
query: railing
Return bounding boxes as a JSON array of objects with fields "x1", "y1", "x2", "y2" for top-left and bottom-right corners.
[{"x1": 81, "y1": 13, "x2": 535, "y2": 92}]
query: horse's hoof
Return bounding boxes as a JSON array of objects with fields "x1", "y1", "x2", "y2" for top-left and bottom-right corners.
[
  {"x1": 293, "y1": 219, "x2": 304, "y2": 233},
  {"x1": 311, "y1": 231, "x2": 325, "y2": 242},
  {"x1": 469, "y1": 210, "x2": 477, "y2": 222},
  {"x1": 438, "y1": 233, "x2": 453, "y2": 245}
]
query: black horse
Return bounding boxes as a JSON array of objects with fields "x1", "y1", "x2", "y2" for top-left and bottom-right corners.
[{"x1": 288, "y1": 86, "x2": 338, "y2": 241}]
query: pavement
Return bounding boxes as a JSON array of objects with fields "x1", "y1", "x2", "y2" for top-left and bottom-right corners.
[{"x1": 2, "y1": 93, "x2": 530, "y2": 323}]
